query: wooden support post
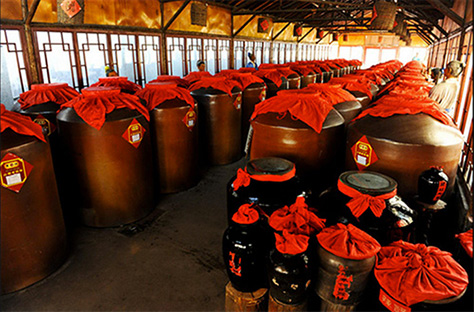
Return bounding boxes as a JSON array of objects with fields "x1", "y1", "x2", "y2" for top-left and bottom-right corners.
[
  {"x1": 160, "y1": 0, "x2": 168, "y2": 75},
  {"x1": 224, "y1": 282, "x2": 267, "y2": 312},
  {"x1": 22, "y1": 0, "x2": 41, "y2": 85}
]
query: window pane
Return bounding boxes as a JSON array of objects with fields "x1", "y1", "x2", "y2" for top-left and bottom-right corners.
[
  {"x1": 234, "y1": 40, "x2": 244, "y2": 69},
  {"x1": 110, "y1": 34, "x2": 137, "y2": 82},
  {"x1": 364, "y1": 48, "x2": 380, "y2": 68},
  {"x1": 167, "y1": 37, "x2": 185, "y2": 77},
  {"x1": 139, "y1": 35, "x2": 161, "y2": 84},
  {"x1": 380, "y1": 48, "x2": 397, "y2": 63},
  {"x1": 218, "y1": 39, "x2": 230, "y2": 71},
  {"x1": 1, "y1": 29, "x2": 28, "y2": 108},
  {"x1": 187, "y1": 37, "x2": 202, "y2": 73},
  {"x1": 77, "y1": 32, "x2": 108, "y2": 87},
  {"x1": 204, "y1": 38, "x2": 217, "y2": 74}
]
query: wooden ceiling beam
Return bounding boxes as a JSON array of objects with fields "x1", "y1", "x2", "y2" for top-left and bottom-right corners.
[{"x1": 425, "y1": 0, "x2": 464, "y2": 26}]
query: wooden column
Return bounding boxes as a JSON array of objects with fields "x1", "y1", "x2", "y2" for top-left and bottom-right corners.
[{"x1": 22, "y1": 0, "x2": 41, "y2": 85}]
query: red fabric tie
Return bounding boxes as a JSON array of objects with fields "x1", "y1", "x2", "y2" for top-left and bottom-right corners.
[
  {"x1": 18, "y1": 83, "x2": 79, "y2": 110},
  {"x1": 269, "y1": 197, "x2": 326, "y2": 236},
  {"x1": 253, "y1": 69, "x2": 285, "y2": 87},
  {"x1": 317, "y1": 223, "x2": 381, "y2": 260},
  {"x1": 183, "y1": 71, "x2": 212, "y2": 84},
  {"x1": 232, "y1": 166, "x2": 296, "y2": 191},
  {"x1": 1, "y1": 104, "x2": 46, "y2": 142},
  {"x1": 148, "y1": 75, "x2": 190, "y2": 88},
  {"x1": 375, "y1": 241, "x2": 469, "y2": 308},
  {"x1": 232, "y1": 204, "x2": 259, "y2": 224},
  {"x1": 329, "y1": 78, "x2": 374, "y2": 99},
  {"x1": 228, "y1": 73, "x2": 264, "y2": 90},
  {"x1": 59, "y1": 87, "x2": 150, "y2": 130},
  {"x1": 275, "y1": 230, "x2": 310, "y2": 255},
  {"x1": 337, "y1": 180, "x2": 397, "y2": 218}
]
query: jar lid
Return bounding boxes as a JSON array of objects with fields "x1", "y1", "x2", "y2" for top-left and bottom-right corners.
[
  {"x1": 99, "y1": 76, "x2": 128, "y2": 82},
  {"x1": 145, "y1": 82, "x2": 178, "y2": 89},
  {"x1": 339, "y1": 171, "x2": 397, "y2": 196},
  {"x1": 82, "y1": 86, "x2": 121, "y2": 96},
  {"x1": 246, "y1": 157, "x2": 295, "y2": 178}
]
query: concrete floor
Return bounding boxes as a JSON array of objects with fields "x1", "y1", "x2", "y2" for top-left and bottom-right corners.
[{"x1": 2, "y1": 158, "x2": 247, "y2": 311}]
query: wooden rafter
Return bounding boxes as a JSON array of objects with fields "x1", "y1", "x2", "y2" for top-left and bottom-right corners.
[{"x1": 425, "y1": 0, "x2": 464, "y2": 26}]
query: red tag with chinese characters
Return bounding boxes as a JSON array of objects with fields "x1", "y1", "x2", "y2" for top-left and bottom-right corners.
[
  {"x1": 234, "y1": 94, "x2": 242, "y2": 110},
  {"x1": 295, "y1": 26, "x2": 302, "y2": 36},
  {"x1": 379, "y1": 289, "x2": 411, "y2": 312},
  {"x1": 122, "y1": 119, "x2": 146, "y2": 148},
  {"x1": 1, "y1": 153, "x2": 33, "y2": 193},
  {"x1": 228, "y1": 251, "x2": 242, "y2": 277},
  {"x1": 351, "y1": 135, "x2": 378, "y2": 171},
  {"x1": 182, "y1": 108, "x2": 196, "y2": 131},
  {"x1": 433, "y1": 180, "x2": 447, "y2": 202},
  {"x1": 332, "y1": 265, "x2": 353, "y2": 300},
  {"x1": 60, "y1": 0, "x2": 82, "y2": 18},
  {"x1": 259, "y1": 89, "x2": 266, "y2": 102},
  {"x1": 260, "y1": 19, "x2": 269, "y2": 31},
  {"x1": 33, "y1": 114, "x2": 56, "y2": 136}
]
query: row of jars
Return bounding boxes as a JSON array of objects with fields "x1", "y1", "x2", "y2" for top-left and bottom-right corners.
[{"x1": 223, "y1": 157, "x2": 471, "y2": 311}]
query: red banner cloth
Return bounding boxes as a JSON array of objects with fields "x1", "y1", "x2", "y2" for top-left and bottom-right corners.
[
  {"x1": 188, "y1": 77, "x2": 241, "y2": 96},
  {"x1": 59, "y1": 87, "x2": 149, "y2": 130},
  {"x1": 1, "y1": 104, "x2": 46, "y2": 142},
  {"x1": 329, "y1": 77, "x2": 374, "y2": 99},
  {"x1": 317, "y1": 223, "x2": 381, "y2": 260},
  {"x1": 136, "y1": 83, "x2": 195, "y2": 110},
  {"x1": 254, "y1": 69, "x2": 285, "y2": 87},
  {"x1": 250, "y1": 92, "x2": 335, "y2": 133},
  {"x1": 456, "y1": 229, "x2": 473, "y2": 258},
  {"x1": 355, "y1": 94, "x2": 454, "y2": 126},
  {"x1": 232, "y1": 165, "x2": 296, "y2": 191},
  {"x1": 18, "y1": 83, "x2": 79, "y2": 110},
  {"x1": 275, "y1": 230, "x2": 309, "y2": 255},
  {"x1": 375, "y1": 241, "x2": 469, "y2": 307},
  {"x1": 337, "y1": 179, "x2": 397, "y2": 218},
  {"x1": 269, "y1": 197, "x2": 326, "y2": 236},
  {"x1": 90, "y1": 77, "x2": 142, "y2": 93},
  {"x1": 148, "y1": 75, "x2": 190, "y2": 88},
  {"x1": 183, "y1": 71, "x2": 213, "y2": 84},
  {"x1": 232, "y1": 204, "x2": 259, "y2": 225}
]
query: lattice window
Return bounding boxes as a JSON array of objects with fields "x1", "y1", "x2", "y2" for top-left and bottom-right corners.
[
  {"x1": 263, "y1": 41, "x2": 271, "y2": 64},
  {"x1": 110, "y1": 34, "x2": 138, "y2": 83},
  {"x1": 1, "y1": 28, "x2": 29, "y2": 108},
  {"x1": 139, "y1": 35, "x2": 161, "y2": 84},
  {"x1": 218, "y1": 39, "x2": 230, "y2": 71},
  {"x1": 187, "y1": 37, "x2": 202, "y2": 73},
  {"x1": 279, "y1": 43, "x2": 286, "y2": 64},
  {"x1": 203, "y1": 38, "x2": 217, "y2": 75},
  {"x1": 234, "y1": 40, "x2": 244, "y2": 69},
  {"x1": 77, "y1": 32, "x2": 109, "y2": 87},
  {"x1": 244, "y1": 41, "x2": 254, "y2": 67},
  {"x1": 167, "y1": 36, "x2": 186, "y2": 77},
  {"x1": 289, "y1": 44, "x2": 297, "y2": 62},
  {"x1": 254, "y1": 41, "x2": 264, "y2": 66},
  {"x1": 271, "y1": 42, "x2": 279, "y2": 64},
  {"x1": 35, "y1": 30, "x2": 79, "y2": 89}
]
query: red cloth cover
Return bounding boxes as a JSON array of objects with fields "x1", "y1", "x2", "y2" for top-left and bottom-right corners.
[
  {"x1": 329, "y1": 77, "x2": 374, "y2": 99},
  {"x1": 254, "y1": 69, "x2": 285, "y2": 87},
  {"x1": 290, "y1": 65, "x2": 315, "y2": 76},
  {"x1": 250, "y1": 92, "x2": 335, "y2": 133},
  {"x1": 355, "y1": 94, "x2": 454, "y2": 126},
  {"x1": 375, "y1": 241, "x2": 469, "y2": 307},
  {"x1": 232, "y1": 165, "x2": 296, "y2": 191},
  {"x1": 338, "y1": 179, "x2": 397, "y2": 218},
  {"x1": 135, "y1": 83, "x2": 195, "y2": 110},
  {"x1": 18, "y1": 83, "x2": 79, "y2": 110},
  {"x1": 216, "y1": 69, "x2": 238, "y2": 77},
  {"x1": 269, "y1": 197, "x2": 326, "y2": 236},
  {"x1": 232, "y1": 204, "x2": 259, "y2": 225},
  {"x1": 379, "y1": 80, "x2": 432, "y2": 97},
  {"x1": 183, "y1": 71, "x2": 213, "y2": 84},
  {"x1": 456, "y1": 229, "x2": 473, "y2": 258},
  {"x1": 303, "y1": 83, "x2": 357, "y2": 104},
  {"x1": 275, "y1": 230, "x2": 309, "y2": 255},
  {"x1": 59, "y1": 87, "x2": 150, "y2": 130},
  {"x1": 228, "y1": 73, "x2": 265, "y2": 90},
  {"x1": 148, "y1": 75, "x2": 190, "y2": 88},
  {"x1": 1, "y1": 104, "x2": 46, "y2": 142},
  {"x1": 188, "y1": 77, "x2": 241, "y2": 96},
  {"x1": 238, "y1": 67, "x2": 257, "y2": 73},
  {"x1": 276, "y1": 67, "x2": 299, "y2": 78},
  {"x1": 354, "y1": 70, "x2": 384, "y2": 85},
  {"x1": 317, "y1": 223, "x2": 381, "y2": 260},
  {"x1": 90, "y1": 77, "x2": 142, "y2": 93}
]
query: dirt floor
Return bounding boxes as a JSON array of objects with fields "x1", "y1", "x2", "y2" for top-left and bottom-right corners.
[{"x1": 2, "y1": 158, "x2": 247, "y2": 311}]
